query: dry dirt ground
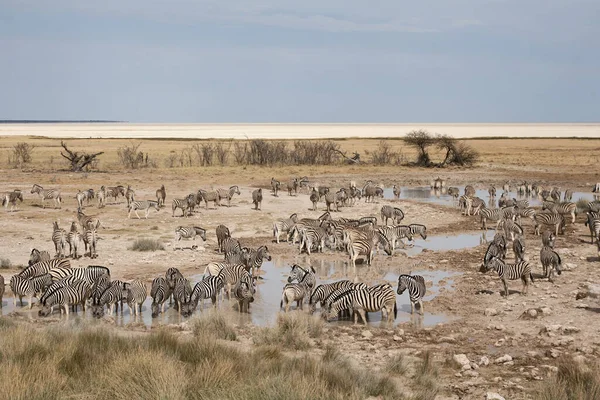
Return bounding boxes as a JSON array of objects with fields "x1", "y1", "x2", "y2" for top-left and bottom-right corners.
[{"x1": 1, "y1": 137, "x2": 600, "y2": 399}]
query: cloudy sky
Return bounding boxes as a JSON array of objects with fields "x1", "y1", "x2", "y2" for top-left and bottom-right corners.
[{"x1": 1, "y1": 1, "x2": 598, "y2": 122}]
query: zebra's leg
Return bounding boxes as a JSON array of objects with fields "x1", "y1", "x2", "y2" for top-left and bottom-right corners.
[
  {"x1": 410, "y1": 301, "x2": 414, "y2": 314},
  {"x1": 357, "y1": 309, "x2": 368, "y2": 325},
  {"x1": 135, "y1": 210, "x2": 141, "y2": 219},
  {"x1": 502, "y1": 279, "x2": 509, "y2": 297}
]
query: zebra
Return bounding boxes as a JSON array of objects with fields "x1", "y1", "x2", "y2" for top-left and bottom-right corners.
[
  {"x1": 77, "y1": 207, "x2": 101, "y2": 230},
  {"x1": 543, "y1": 201, "x2": 578, "y2": 224},
  {"x1": 347, "y1": 236, "x2": 379, "y2": 267},
  {"x1": 513, "y1": 236, "x2": 526, "y2": 262},
  {"x1": 364, "y1": 185, "x2": 384, "y2": 203},
  {"x1": 191, "y1": 274, "x2": 224, "y2": 310},
  {"x1": 481, "y1": 256, "x2": 533, "y2": 297},
  {"x1": 52, "y1": 221, "x2": 68, "y2": 258},
  {"x1": 242, "y1": 246, "x2": 272, "y2": 273},
  {"x1": 38, "y1": 279, "x2": 90, "y2": 317},
  {"x1": 498, "y1": 219, "x2": 524, "y2": 241},
  {"x1": 534, "y1": 212, "x2": 566, "y2": 236},
  {"x1": 67, "y1": 221, "x2": 83, "y2": 259},
  {"x1": 280, "y1": 265, "x2": 316, "y2": 312},
  {"x1": 308, "y1": 280, "x2": 354, "y2": 314},
  {"x1": 0, "y1": 274, "x2": 4, "y2": 307},
  {"x1": 234, "y1": 279, "x2": 255, "y2": 313},
  {"x1": 150, "y1": 277, "x2": 171, "y2": 317},
  {"x1": 460, "y1": 195, "x2": 484, "y2": 216},
  {"x1": 479, "y1": 206, "x2": 515, "y2": 230},
  {"x1": 216, "y1": 185, "x2": 241, "y2": 207},
  {"x1": 541, "y1": 231, "x2": 556, "y2": 248},
  {"x1": 324, "y1": 191, "x2": 340, "y2": 212},
  {"x1": 204, "y1": 262, "x2": 253, "y2": 301},
  {"x1": 9, "y1": 274, "x2": 53, "y2": 308},
  {"x1": 593, "y1": 183, "x2": 600, "y2": 193},
  {"x1": 309, "y1": 188, "x2": 320, "y2": 211},
  {"x1": 173, "y1": 277, "x2": 193, "y2": 316},
  {"x1": 173, "y1": 226, "x2": 206, "y2": 250},
  {"x1": 287, "y1": 178, "x2": 299, "y2": 196},
  {"x1": 515, "y1": 207, "x2": 536, "y2": 225},
  {"x1": 482, "y1": 242, "x2": 506, "y2": 269},
  {"x1": 156, "y1": 184, "x2": 166, "y2": 207},
  {"x1": 381, "y1": 205, "x2": 404, "y2": 225},
  {"x1": 97, "y1": 186, "x2": 106, "y2": 208},
  {"x1": 19, "y1": 258, "x2": 71, "y2": 279},
  {"x1": 128, "y1": 200, "x2": 160, "y2": 219},
  {"x1": 252, "y1": 188, "x2": 263, "y2": 210},
  {"x1": 171, "y1": 195, "x2": 195, "y2": 217},
  {"x1": 348, "y1": 186, "x2": 362, "y2": 206},
  {"x1": 589, "y1": 200, "x2": 600, "y2": 213},
  {"x1": 215, "y1": 225, "x2": 231, "y2": 253},
  {"x1": 377, "y1": 225, "x2": 413, "y2": 251},
  {"x1": 550, "y1": 188, "x2": 561, "y2": 202},
  {"x1": 105, "y1": 185, "x2": 125, "y2": 203},
  {"x1": 397, "y1": 274, "x2": 426, "y2": 314},
  {"x1": 540, "y1": 246, "x2": 562, "y2": 282},
  {"x1": 326, "y1": 287, "x2": 397, "y2": 324},
  {"x1": 82, "y1": 227, "x2": 98, "y2": 258},
  {"x1": 222, "y1": 237, "x2": 242, "y2": 259},
  {"x1": 28, "y1": 248, "x2": 51, "y2": 267},
  {"x1": 48, "y1": 265, "x2": 110, "y2": 285},
  {"x1": 563, "y1": 189, "x2": 573, "y2": 202},
  {"x1": 464, "y1": 185, "x2": 476, "y2": 197},
  {"x1": 273, "y1": 213, "x2": 299, "y2": 243},
  {"x1": 198, "y1": 189, "x2": 219, "y2": 209},
  {"x1": 408, "y1": 224, "x2": 428, "y2": 240},
  {"x1": 124, "y1": 186, "x2": 135, "y2": 207},
  {"x1": 125, "y1": 279, "x2": 147, "y2": 316},
  {"x1": 2, "y1": 190, "x2": 23, "y2": 212},
  {"x1": 584, "y1": 212, "x2": 600, "y2": 243},
  {"x1": 90, "y1": 273, "x2": 111, "y2": 306},
  {"x1": 392, "y1": 185, "x2": 401, "y2": 199},
  {"x1": 488, "y1": 186, "x2": 497, "y2": 197},
  {"x1": 447, "y1": 187, "x2": 460, "y2": 200},
  {"x1": 31, "y1": 184, "x2": 61, "y2": 209},
  {"x1": 91, "y1": 280, "x2": 128, "y2": 317},
  {"x1": 271, "y1": 178, "x2": 281, "y2": 196},
  {"x1": 298, "y1": 176, "x2": 310, "y2": 192},
  {"x1": 165, "y1": 267, "x2": 184, "y2": 305},
  {"x1": 76, "y1": 189, "x2": 95, "y2": 209},
  {"x1": 297, "y1": 225, "x2": 332, "y2": 255}
]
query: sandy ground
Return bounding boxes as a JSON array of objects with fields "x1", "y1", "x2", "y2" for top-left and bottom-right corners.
[{"x1": 1, "y1": 137, "x2": 600, "y2": 399}]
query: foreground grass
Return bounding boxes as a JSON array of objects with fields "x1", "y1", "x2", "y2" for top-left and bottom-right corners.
[
  {"x1": 535, "y1": 357, "x2": 600, "y2": 400},
  {"x1": 254, "y1": 312, "x2": 324, "y2": 350},
  {"x1": 129, "y1": 238, "x2": 165, "y2": 252},
  {"x1": 0, "y1": 317, "x2": 402, "y2": 400}
]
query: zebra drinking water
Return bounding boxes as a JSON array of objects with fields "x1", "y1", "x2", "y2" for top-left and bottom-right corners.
[
  {"x1": 150, "y1": 277, "x2": 171, "y2": 317},
  {"x1": 380, "y1": 205, "x2": 405, "y2": 225}
]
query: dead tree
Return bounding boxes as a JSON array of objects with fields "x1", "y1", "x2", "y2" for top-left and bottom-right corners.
[
  {"x1": 60, "y1": 141, "x2": 104, "y2": 172},
  {"x1": 333, "y1": 149, "x2": 361, "y2": 164}
]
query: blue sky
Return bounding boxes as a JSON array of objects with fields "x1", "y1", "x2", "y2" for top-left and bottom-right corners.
[{"x1": 1, "y1": 0, "x2": 598, "y2": 122}]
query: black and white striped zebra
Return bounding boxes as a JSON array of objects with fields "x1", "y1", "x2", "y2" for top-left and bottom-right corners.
[
  {"x1": 90, "y1": 273, "x2": 111, "y2": 307},
  {"x1": 52, "y1": 221, "x2": 68, "y2": 258},
  {"x1": 9, "y1": 274, "x2": 53, "y2": 308},
  {"x1": 447, "y1": 187, "x2": 460, "y2": 200},
  {"x1": 234, "y1": 279, "x2": 255, "y2": 313},
  {"x1": 2, "y1": 190, "x2": 23, "y2": 212},
  {"x1": 380, "y1": 205, "x2": 404, "y2": 225},
  {"x1": 28, "y1": 248, "x2": 51, "y2": 267},
  {"x1": 482, "y1": 241, "x2": 506, "y2": 269},
  {"x1": 128, "y1": 200, "x2": 160, "y2": 219},
  {"x1": 488, "y1": 186, "x2": 497, "y2": 197},
  {"x1": 216, "y1": 185, "x2": 241, "y2": 207},
  {"x1": 326, "y1": 286, "x2": 397, "y2": 324},
  {"x1": 541, "y1": 231, "x2": 556, "y2": 248},
  {"x1": 534, "y1": 211, "x2": 566, "y2": 236},
  {"x1": 243, "y1": 246, "x2": 272, "y2": 273},
  {"x1": 77, "y1": 207, "x2": 101, "y2": 230},
  {"x1": 31, "y1": 184, "x2": 61, "y2": 209},
  {"x1": 215, "y1": 224, "x2": 231, "y2": 253},
  {"x1": 105, "y1": 185, "x2": 125, "y2": 203},
  {"x1": 321, "y1": 282, "x2": 369, "y2": 316},
  {"x1": 309, "y1": 188, "x2": 320, "y2": 210},
  {"x1": 287, "y1": 179, "x2": 299, "y2": 196},
  {"x1": 156, "y1": 184, "x2": 166, "y2": 207},
  {"x1": 49, "y1": 265, "x2": 110, "y2": 286},
  {"x1": 91, "y1": 280, "x2": 128, "y2": 317},
  {"x1": 38, "y1": 279, "x2": 90, "y2": 317},
  {"x1": 171, "y1": 196, "x2": 191, "y2": 217},
  {"x1": 222, "y1": 237, "x2": 242, "y2": 259},
  {"x1": 393, "y1": 185, "x2": 401, "y2": 199},
  {"x1": 125, "y1": 186, "x2": 135, "y2": 207},
  {"x1": 542, "y1": 201, "x2": 577, "y2": 223},
  {"x1": 165, "y1": 267, "x2": 184, "y2": 305},
  {"x1": 273, "y1": 213, "x2": 299, "y2": 243},
  {"x1": 589, "y1": 200, "x2": 600, "y2": 213},
  {"x1": 297, "y1": 225, "x2": 332, "y2": 255},
  {"x1": 540, "y1": 246, "x2": 562, "y2": 282},
  {"x1": 82, "y1": 227, "x2": 98, "y2": 258},
  {"x1": 173, "y1": 226, "x2": 207, "y2": 250},
  {"x1": 512, "y1": 236, "x2": 526, "y2": 262},
  {"x1": 150, "y1": 277, "x2": 171, "y2": 317},
  {"x1": 377, "y1": 225, "x2": 413, "y2": 251},
  {"x1": 97, "y1": 186, "x2": 106, "y2": 208},
  {"x1": 347, "y1": 237, "x2": 377, "y2": 267},
  {"x1": 126, "y1": 279, "x2": 147, "y2": 316},
  {"x1": 280, "y1": 265, "x2": 316, "y2": 312},
  {"x1": 20, "y1": 257, "x2": 71, "y2": 279},
  {"x1": 308, "y1": 280, "x2": 354, "y2": 314},
  {"x1": 324, "y1": 190, "x2": 340, "y2": 212},
  {"x1": 198, "y1": 189, "x2": 219, "y2": 209},
  {"x1": 204, "y1": 262, "x2": 252, "y2": 300},
  {"x1": 498, "y1": 218, "x2": 524, "y2": 241},
  {"x1": 584, "y1": 212, "x2": 600, "y2": 243},
  {"x1": 514, "y1": 207, "x2": 536, "y2": 226},
  {"x1": 76, "y1": 189, "x2": 95, "y2": 209},
  {"x1": 271, "y1": 178, "x2": 281, "y2": 197},
  {"x1": 563, "y1": 189, "x2": 573, "y2": 202},
  {"x1": 173, "y1": 277, "x2": 194, "y2": 316},
  {"x1": 479, "y1": 206, "x2": 515, "y2": 230},
  {"x1": 67, "y1": 221, "x2": 82, "y2": 259},
  {"x1": 408, "y1": 224, "x2": 428, "y2": 240},
  {"x1": 481, "y1": 256, "x2": 533, "y2": 297},
  {"x1": 397, "y1": 274, "x2": 427, "y2": 315},
  {"x1": 252, "y1": 188, "x2": 263, "y2": 210},
  {"x1": 191, "y1": 274, "x2": 224, "y2": 311}
]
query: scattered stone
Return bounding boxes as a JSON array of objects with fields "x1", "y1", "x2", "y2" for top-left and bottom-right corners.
[
  {"x1": 494, "y1": 339, "x2": 505, "y2": 347},
  {"x1": 486, "y1": 392, "x2": 506, "y2": 400},
  {"x1": 470, "y1": 362, "x2": 479, "y2": 370},
  {"x1": 495, "y1": 354, "x2": 512, "y2": 364},
  {"x1": 361, "y1": 330, "x2": 373, "y2": 339},
  {"x1": 563, "y1": 326, "x2": 581, "y2": 334},
  {"x1": 453, "y1": 354, "x2": 471, "y2": 369},
  {"x1": 479, "y1": 356, "x2": 490, "y2": 366},
  {"x1": 484, "y1": 308, "x2": 498, "y2": 316},
  {"x1": 528, "y1": 309, "x2": 538, "y2": 318},
  {"x1": 396, "y1": 329, "x2": 405, "y2": 336},
  {"x1": 495, "y1": 325, "x2": 505, "y2": 331},
  {"x1": 464, "y1": 370, "x2": 479, "y2": 377},
  {"x1": 540, "y1": 307, "x2": 551, "y2": 315},
  {"x1": 437, "y1": 336, "x2": 456, "y2": 344},
  {"x1": 393, "y1": 335, "x2": 403, "y2": 342},
  {"x1": 546, "y1": 349, "x2": 561, "y2": 359}
]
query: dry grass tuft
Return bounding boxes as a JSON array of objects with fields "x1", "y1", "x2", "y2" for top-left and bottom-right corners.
[
  {"x1": 129, "y1": 238, "x2": 164, "y2": 252},
  {"x1": 535, "y1": 357, "x2": 600, "y2": 400},
  {"x1": 254, "y1": 312, "x2": 323, "y2": 350},
  {"x1": 0, "y1": 258, "x2": 11, "y2": 269},
  {"x1": 191, "y1": 311, "x2": 237, "y2": 341}
]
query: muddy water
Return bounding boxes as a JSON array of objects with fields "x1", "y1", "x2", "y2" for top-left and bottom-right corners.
[
  {"x1": 384, "y1": 186, "x2": 597, "y2": 208},
  {"x1": 393, "y1": 231, "x2": 487, "y2": 257}
]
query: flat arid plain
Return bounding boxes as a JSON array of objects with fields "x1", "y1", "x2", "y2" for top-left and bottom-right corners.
[{"x1": 1, "y1": 126, "x2": 600, "y2": 399}]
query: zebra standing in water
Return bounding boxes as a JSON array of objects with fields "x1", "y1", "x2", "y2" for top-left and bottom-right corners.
[
  {"x1": 309, "y1": 280, "x2": 354, "y2": 314},
  {"x1": 204, "y1": 262, "x2": 254, "y2": 301},
  {"x1": 252, "y1": 188, "x2": 263, "y2": 210},
  {"x1": 31, "y1": 184, "x2": 61, "y2": 209},
  {"x1": 125, "y1": 186, "x2": 135, "y2": 207},
  {"x1": 273, "y1": 213, "x2": 299, "y2": 243},
  {"x1": 173, "y1": 226, "x2": 207, "y2": 250},
  {"x1": 271, "y1": 178, "x2": 281, "y2": 196},
  {"x1": 280, "y1": 265, "x2": 316, "y2": 312},
  {"x1": 165, "y1": 268, "x2": 184, "y2": 305},
  {"x1": 9, "y1": 274, "x2": 53, "y2": 308},
  {"x1": 28, "y1": 248, "x2": 51, "y2": 267},
  {"x1": 128, "y1": 200, "x2": 160, "y2": 219},
  {"x1": 76, "y1": 189, "x2": 95, "y2": 209},
  {"x1": 392, "y1": 185, "x2": 401, "y2": 199},
  {"x1": 481, "y1": 256, "x2": 533, "y2": 297},
  {"x1": 381, "y1": 205, "x2": 404, "y2": 225},
  {"x1": 377, "y1": 225, "x2": 413, "y2": 251},
  {"x1": 216, "y1": 186, "x2": 241, "y2": 207},
  {"x1": 479, "y1": 206, "x2": 515, "y2": 230},
  {"x1": 19, "y1": 258, "x2": 71, "y2": 280},
  {"x1": 126, "y1": 279, "x2": 147, "y2": 316},
  {"x1": 326, "y1": 286, "x2": 397, "y2": 324},
  {"x1": 91, "y1": 281, "x2": 128, "y2": 317},
  {"x1": 67, "y1": 221, "x2": 82, "y2": 259},
  {"x1": 192, "y1": 273, "x2": 224, "y2": 310},
  {"x1": 156, "y1": 185, "x2": 166, "y2": 207},
  {"x1": 52, "y1": 221, "x2": 68, "y2": 258},
  {"x1": 215, "y1": 225, "x2": 231, "y2": 253},
  {"x1": 38, "y1": 279, "x2": 90, "y2": 317},
  {"x1": 242, "y1": 246, "x2": 272, "y2": 273},
  {"x1": 563, "y1": 189, "x2": 573, "y2": 202},
  {"x1": 3, "y1": 190, "x2": 23, "y2": 212},
  {"x1": 234, "y1": 279, "x2": 255, "y2": 313},
  {"x1": 150, "y1": 277, "x2": 171, "y2": 317},
  {"x1": 173, "y1": 277, "x2": 194, "y2": 316},
  {"x1": 105, "y1": 185, "x2": 125, "y2": 204},
  {"x1": 540, "y1": 246, "x2": 562, "y2": 282},
  {"x1": 397, "y1": 274, "x2": 426, "y2": 315}
]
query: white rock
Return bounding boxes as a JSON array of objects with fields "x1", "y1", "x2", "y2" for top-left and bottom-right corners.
[
  {"x1": 361, "y1": 330, "x2": 373, "y2": 339},
  {"x1": 484, "y1": 308, "x2": 498, "y2": 316},
  {"x1": 453, "y1": 354, "x2": 471, "y2": 369},
  {"x1": 463, "y1": 370, "x2": 479, "y2": 377},
  {"x1": 479, "y1": 356, "x2": 490, "y2": 366},
  {"x1": 528, "y1": 309, "x2": 538, "y2": 318},
  {"x1": 486, "y1": 392, "x2": 506, "y2": 400},
  {"x1": 393, "y1": 335, "x2": 403, "y2": 342},
  {"x1": 495, "y1": 354, "x2": 513, "y2": 364}
]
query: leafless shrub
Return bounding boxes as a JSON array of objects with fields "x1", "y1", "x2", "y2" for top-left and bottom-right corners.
[
  {"x1": 233, "y1": 142, "x2": 248, "y2": 165},
  {"x1": 179, "y1": 146, "x2": 194, "y2": 167},
  {"x1": 192, "y1": 143, "x2": 215, "y2": 166},
  {"x1": 370, "y1": 140, "x2": 403, "y2": 165},
  {"x1": 290, "y1": 140, "x2": 341, "y2": 165},
  {"x1": 117, "y1": 142, "x2": 153, "y2": 169},
  {"x1": 246, "y1": 140, "x2": 288, "y2": 166},
  {"x1": 10, "y1": 142, "x2": 35, "y2": 167},
  {"x1": 449, "y1": 142, "x2": 479, "y2": 166},
  {"x1": 214, "y1": 142, "x2": 230, "y2": 165}
]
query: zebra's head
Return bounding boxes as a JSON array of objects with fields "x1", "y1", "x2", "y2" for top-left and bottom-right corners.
[
  {"x1": 396, "y1": 276, "x2": 408, "y2": 295},
  {"x1": 151, "y1": 302, "x2": 161, "y2": 318},
  {"x1": 31, "y1": 184, "x2": 41, "y2": 194},
  {"x1": 38, "y1": 306, "x2": 52, "y2": 317},
  {"x1": 287, "y1": 264, "x2": 306, "y2": 283},
  {"x1": 232, "y1": 186, "x2": 241, "y2": 195},
  {"x1": 259, "y1": 246, "x2": 272, "y2": 261},
  {"x1": 382, "y1": 236, "x2": 393, "y2": 256}
]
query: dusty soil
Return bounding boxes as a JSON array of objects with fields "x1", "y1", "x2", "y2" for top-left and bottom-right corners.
[{"x1": 1, "y1": 137, "x2": 600, "y2": 399}]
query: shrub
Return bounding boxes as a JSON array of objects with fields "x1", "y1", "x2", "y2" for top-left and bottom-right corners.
[
  {"x1": 0, "y1": 258, "x2": 11, "y2": 269},
  {"x1": 370, "y1": 140, "x2": 404, "y2": 165},
  {"x1": 10, "y1": 142, "x2": 35, "y2": 167},
  {"x1": 192, "y1": 312, "x2": 237, "y2": 341},
  {"x1": 254, "y1": 312, "x2": 323, "y2": 350},
  {"x1": 117, "y1": 142, "x2": 154, "y2": 169},
  {"x1": 129, "y1": 238, "x2": 164, "y2": 252},
  {"x1": 535, "y1": 357, "x2": 600, "y2": 400}
]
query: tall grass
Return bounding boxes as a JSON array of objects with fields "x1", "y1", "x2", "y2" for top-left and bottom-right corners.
[
  {"x1": 0, "y1": 321, "x2": 404, "y2": 399},
  {"x1": 254, "y1": 312, "x2": 323, "y2": 350},
  {"x1": 535, "y1": 358, "x2": 600, "y2": 400},
  {"x1": 129, "y1": 238, "x2": 164, "y2": 252}
]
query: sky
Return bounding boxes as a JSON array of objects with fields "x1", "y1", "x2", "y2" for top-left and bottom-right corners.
[{"x1": 1, "y1": 0, "x2": 599, "y2": 122}]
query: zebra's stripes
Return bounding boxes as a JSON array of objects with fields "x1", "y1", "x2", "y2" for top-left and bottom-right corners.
[
  {"x1": 347, "y1": 237, "x2": 376, "y2": 267},
  {"x1": 150, "y1": 277, "x2": 171, "y2": 317},
  {"x1": 243, "y1": 246, "x2": 272, "y2": 273},
  {"x1": 126, "y1": 279, "x2": 147, "y2": 316},
  {"x1": 234, "y1": 279, "x2": 255, "y2": 313},
  {"x1": 125, "y1": 186, "x2": 135, "y2": 207},
  {"x1": 380, "y1": 205, "x2": 404, "y2": 225},
  {"x1": 105, "y1": 185, "x2": 125, "y2": 203},
  {"x1": 584, "y1": 212, "x2": 600, "y2": 244},
  {"x1": 479, "y1": 206, "x2": 515, "y2": 230},
  {"x1": 498, "y1": 219, "x2": 524, "y2": 241},
  {"x1": 128, "y1": 200, "x2": 160, "y2": 219},
  {"x1": 309, "y1": 280, "x2": 354, "y2": 314},
  {"x1": 216, "y1": 225, "x2": 231, "y2": 253},
  {"x1": 67, "y1": 221, "x2": 82, "y2": 259},
  {"x1": 515, "y1": 207, "x2": 536, "y2": 225},
  {"x1": 38, "y1": 279, "x2": 90, "y2": 317},
  {"x1": 9, "y1": 274, "x2": 52, "y2": 308},
  {"x1": 287, "y1": 179, "x2": 299, "y2": 196},
  {"x1": 310, "y1": 188, "x2": 320, "y2": 211},
  {"x1": 172, "y1": 196, "x2": 195, "y2": 217},
  {"x1": 97, "y1": 186, "x2": 106, "y2": 208},
  {"x1": 482, "y1": 257, "x2": 533, "y2": 297},
  {"x1": 52, "y1": 221, "x2": 68, "y2": 258},
  {"x1": 165, "y1": 267, "x2": 184, "y2": 305},
  {"x1": 326, "y1": 286, "x2": 397, "y2": 324},
  {"x1": 377, "y1": 225, "x2": 413, "y2": 252},
  {"x1": 173, "y1": 277, "x2": 193, "y2": 316},
  {"x1": 252, "y1": 188, "x2": 263, "y2": 210},
  {"x1": 324, "y1": 191, "x2": 340, "y2": 212},
  {"x1": 216, "y1": 186, "x2": 241, "y2": 206},
  {"x1": 48, "y1": 265, "x2": 110, "y2": 285},
  {"x1": 198, "y1": 189, "x2": 219, "y2": 209},
  {"x1": 408, "y1": 224, "x2": 428, "y2": 240},
  {"x1": 542, "y1": 201, "x2": 577, "y2": 223},
  {"x1": 204, "y1": 262, "x2": 252, "y2": 301},
  {"x1": 173, "y1": 226, "x2": 207, "y2": 250},
  {"x1": 273, "y1": 213, "x2": 299, "y2": 243},
  {"x1": 280, "y1": 265, "x2": 316, "y2": 312},
  {"x1": 3, "y1": 190, "x2": 23, "y2": 212},
  {"x1": 512, "y1": 236, "x2": 526, "y2": 262},
  {"x1": 31, "y1": 184, "x2": 61, "y2": 209},
  {"x1": 540, "y1": 246, "x2": 562, "y2": 282},
  {"x1": 156, "y1": 185, "x2": 166, "y2": 207},
  {"x1": 19, "y1": 257, "x2": 70, "y2": 279},
  {"x1": 541, "y1": 231, "x2": 556, "y2": 248},
  {"x1": 77, "y1": 208, "x2": 101, "y2": 230},
  {"x1": 192, "y1": 274, "x2": 224, "y2": 310},
  {"x1": 92, "y1": 280, "x2": 128, "y2": 317},
  {"x1": 563, "y1": 189, "x2": 573, "y2": 202},
  {"x1": 222, "y1": 237, "x2": 242, "y2": 259},
  {"x1": 76, "y1": 189, "x2": 95, "y2": 209},
  {"x1": 297, "y1": 225, "x2": 332, "y2": 255},
  {"x1": 397, "y1": 274, "x2": 426, "y2": 315},
  {"x1": 82, "y1": 227, "x2": 98, "y2": 258},
  {"x1": 534, "y1": 212, "x2": 566, "y2": 236},
  {"x1": 28, "y1": 248, "x2": 51, "y2": 267}
]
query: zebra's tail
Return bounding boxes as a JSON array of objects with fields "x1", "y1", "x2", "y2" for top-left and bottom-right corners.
[
  {"x1": 393, "y1": 301, "x2": 397, "y2": 319},
  {"x1": 530, "y1": 272, "x2": 534, "y2": 283}
]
